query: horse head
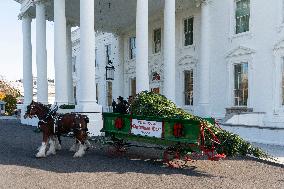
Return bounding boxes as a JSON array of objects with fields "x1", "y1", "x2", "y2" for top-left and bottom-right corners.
[
  {"x1": 24, "y1": 101, "x2": 34, "y2": 118},
  {"x1": 24, "y1": 101, "x2": 49, "y2": 119}
]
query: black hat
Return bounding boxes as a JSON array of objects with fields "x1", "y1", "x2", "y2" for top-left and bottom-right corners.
[{"x1": 117, "y1": 96, "x2": 124, "y2": 101}]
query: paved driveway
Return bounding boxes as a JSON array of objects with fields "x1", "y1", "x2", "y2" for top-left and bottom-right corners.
[{"x1": 0, "y1": 120, "x2": 283, "y2": 189}]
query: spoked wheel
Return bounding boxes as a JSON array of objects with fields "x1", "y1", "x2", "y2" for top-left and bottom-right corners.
[
  {"x1": 183, "y1": 152, "x2": 202, "y2": 162},
  {"x1": 199, "y1": 146, "x2": 226, "y2": 161},
  {"x1": 183, "y1": 144, "x2": 204, "y2": 161},
  {"x1": 106, "y1": 137, "x2": 127, "y2": 157},
  {"x1": 163, "y1": 147, "x2": 188, "y2": 168}
]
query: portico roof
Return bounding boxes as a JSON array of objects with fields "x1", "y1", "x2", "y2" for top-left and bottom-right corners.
[{"x1": 16, "y1": 0, "x2": 196, "y2": 33}]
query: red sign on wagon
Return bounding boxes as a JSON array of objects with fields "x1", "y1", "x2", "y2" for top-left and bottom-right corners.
[{"x1": 131, "y1": 119, "x2": 163, "y2": 138}]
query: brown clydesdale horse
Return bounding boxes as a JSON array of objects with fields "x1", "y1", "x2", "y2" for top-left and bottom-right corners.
[{"x1": 25, "y1": 101, "x2": 91, "y2": 158}]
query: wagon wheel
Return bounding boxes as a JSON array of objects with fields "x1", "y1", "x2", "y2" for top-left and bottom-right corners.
[
  {"x1": 106, "y1": 137, "x2": 127, "y2": 157},
  {"x1": 199, "y1": 146, "x2": 226, "y2": 161},
  {"x1": 183, "y1": 144, "x2": 204, "y2": 161},
  {"x1": 183, "y1": 151, "x2": 203, "y2": 161},
  {"x1": 183, "y1": 144, "x2": 226, "y2": 161},
  {"x1": 163, "y1": 147, "x2": 187, "y2": 168}
]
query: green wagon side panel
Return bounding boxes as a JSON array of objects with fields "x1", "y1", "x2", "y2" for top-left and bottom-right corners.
[
  {"x1": 163, "y1": 119, "x2": 200, "y2": 144},
  {"x1": 102, "y1": 113, "x2": 206, "y2": 146}
]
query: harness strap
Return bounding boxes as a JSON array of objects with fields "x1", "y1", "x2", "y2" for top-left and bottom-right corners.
[
  {"x1": 38, "y1": 120, "x2": 47, "y2": 129},
  {"x1": 53, "y1": 114, "x2": 63, "y2": 134}
]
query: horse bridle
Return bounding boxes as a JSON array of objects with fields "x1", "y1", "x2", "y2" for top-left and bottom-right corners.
[{"x1": 29, "y1": 103, "x2": 49, "y2": 119}]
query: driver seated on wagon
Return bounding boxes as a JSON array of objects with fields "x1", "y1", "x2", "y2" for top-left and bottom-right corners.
[{"x1": 113, "y1": 96, "x2": 128, "y2": 114}]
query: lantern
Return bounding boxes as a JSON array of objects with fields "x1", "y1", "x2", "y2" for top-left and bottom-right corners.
[{"x1": 105, "y1": 60, "x2": 115, "y2": 80}]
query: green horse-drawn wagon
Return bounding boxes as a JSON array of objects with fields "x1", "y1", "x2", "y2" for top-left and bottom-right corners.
[{"x1": 102, "y1": 112, "x2": 225, "y2": 167}]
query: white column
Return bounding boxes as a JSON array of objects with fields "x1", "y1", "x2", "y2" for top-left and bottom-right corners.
[
  {"x1": 136, "y1": 0, "x2": 149, "y2": 93},
  {"x1": 78, "y1": 0, "x2": 99, "y2": 111},
  {"x1": 36, "y1": 1, "x2": 48, "y2": 104},
  {"x1": 78, "y1": 0, "x2": 102, "y2": 136},
  {"x1": 22, "y1": 14, "x2": 33, "y2": 105},
  {"x1": 66, "y1": 24, "x2": 75, "y2": 104},
  {"x1": 54, "y1": 0, "x2": 68, "y2": 105},
  {"x1": 164, "y1": 0, "x2": 176, "y2": 102},
  {"x1": 198, "y1": 0, "x2": 211, "y2": 116}
]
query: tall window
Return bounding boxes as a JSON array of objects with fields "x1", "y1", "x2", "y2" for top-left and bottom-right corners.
[
  {"x1": 235, "y1": 0, "x2": 250, "y2": 34},
  {"x1": 184, "y1": 17, "x2": 194, "y2": 46},
  {"x1": 153, "y1": 28, "x2": 161, "y2": 53},
  {"x1": 106, "y1": 44, "x2": 111, "y2": 64},
  {"x1": 234, "y1": 63, "x2": 248, "y2": 106},
  {"x1": 184, "y1": 70, "x2": 194, "y2": 106},
  {"x1": 129, "y1": 37, "x2": 136, "y2": 59},
  {"x1": 151, "y1": 88, "x2": 160, "y2": 94},
  {"x1": 107, "y1": 81, "x2": 112, "y2": 106}
]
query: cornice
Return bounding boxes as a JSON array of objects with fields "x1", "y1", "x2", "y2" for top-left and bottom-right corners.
[
  {"x1": 14, "y1": 0, "x2": 24, "y2": 3},
  {"x1": 20, "y1": 0, "x2": 33, "y2": 13}
]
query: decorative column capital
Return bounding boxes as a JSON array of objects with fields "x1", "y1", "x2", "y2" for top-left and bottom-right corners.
[
  {"x1": 195, "y1": 0, "x2": 212, "y2": 8},
  {"x1": 18, "y1": 11, "x2": 33, "y2": 20},
  {"x1": 67, "y1": 19, "x2": 77, "y2": 27},
  {"x1": 33, "y1": 0, "x2": 51, "y2": 7}
]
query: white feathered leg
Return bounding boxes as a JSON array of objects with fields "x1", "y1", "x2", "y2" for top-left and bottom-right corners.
[
  {"x1": 73, "y1": 143, "x2": 87, "y2": 158},
  {"x1": 54, "y1": 137, "x2": 61, "y2": 150},
  {"x1": 46, "y1": 137, "x2": 56, "y2": 156},
  {"x1": 36, "y1": 142, "x2": 47, "y2": 158},
  {"x1": 85, "y1": 140, "x2": 92, "y2": 149},
  {"x1": 69, "y1": 141, "x2": 79, "y2": 152}
]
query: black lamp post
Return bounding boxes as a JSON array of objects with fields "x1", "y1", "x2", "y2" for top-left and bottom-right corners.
[{"x1": 105, "y1": 60, "x2": 115, "y2": 80}]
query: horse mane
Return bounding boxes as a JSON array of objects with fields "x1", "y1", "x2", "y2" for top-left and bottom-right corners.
[{"x1": 33, "y1": 101, "x2": 51, "y2": 112}]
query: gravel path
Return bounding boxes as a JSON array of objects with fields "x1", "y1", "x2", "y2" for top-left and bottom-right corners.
[{"x1": 0, "y1": 120, "x2": 283, "y2": 189}]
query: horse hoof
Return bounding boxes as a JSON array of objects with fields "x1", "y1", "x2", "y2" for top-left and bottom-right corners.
[
  {"x1": 73, "y1": 153, "x2": 81, "y2": 158},
  {"x1": 55, "y1": 144, "x2": 61, "y2": 151},
  {"x1": 73, "y1": 152, "x2": 85, "y2": 158},
  {"x1": 36, "y1": 153, "x2": 46, "y2": 158},
  {"x1": 46, "y1": 151, "x2": 56, "y2": 156},
  {"x1": 69, "y1": 144, "x2": 77, "y2": 152}
]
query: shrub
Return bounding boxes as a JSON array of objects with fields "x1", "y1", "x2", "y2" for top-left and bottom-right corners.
[
  {"x1": 3, "y1": 94, "x2": 17, "y2": 115},
  {"x1": 59, "y1": 104, "x2": 76, "y2": 109}
]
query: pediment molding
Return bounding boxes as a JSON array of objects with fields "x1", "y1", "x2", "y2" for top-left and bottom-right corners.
[
  {"x1": 226, "y1": 46, "x2": 256, "y2": 59},
  {"x1": 177, "y1": 55, "x2": 197, "y2": 66}
]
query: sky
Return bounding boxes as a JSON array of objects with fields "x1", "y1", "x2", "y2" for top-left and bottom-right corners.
[{"x1": 0, "y1": 0, "x2": 54, "y2": 81}]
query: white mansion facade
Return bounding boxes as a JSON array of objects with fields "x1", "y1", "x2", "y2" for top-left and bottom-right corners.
[{"x1": 15, "y1": 0, "x2": 284, "y2": 144}]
